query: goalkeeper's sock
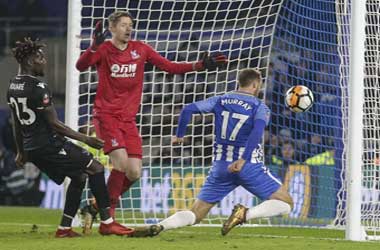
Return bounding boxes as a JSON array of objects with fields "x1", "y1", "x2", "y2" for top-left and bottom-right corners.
[
  {"x1": 107, "y1": 169, "x2": 125, "y2": 215},
  {"x1": 246, "y1": 199, "x2": 291, "y2": 220},
  {"x1": 159, "y1": 211, "x2": 196, "y2": 231},
  {"x1": 88, "y1": 172, "x2": 112, "y2": 221},
  {"x1": 121, "y1": 175, "x2": 134, "y2": 194},
  {"x1": 60, "y1": 179, "x2": 85, "y2": 227},
  {"x1": 101, "y1": 217, "x2": 114, "y2": 225}
]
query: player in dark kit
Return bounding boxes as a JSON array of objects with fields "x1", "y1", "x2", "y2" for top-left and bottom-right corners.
[{"x1": 7, "y1": 38, "x2": 135, "y2": 238}]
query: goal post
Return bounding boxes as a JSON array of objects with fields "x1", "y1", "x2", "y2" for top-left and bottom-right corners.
[
  {"x1": 65, "y1": 0, "x2": 81, "y2": 131},
  {"x1": 63, "y1": 0, "x2": 83, "y2": 227},
  {"x1": 346, "y1": 0, "x2": 366, "y2": 241},
  {"x1": 65, "y1": 0, "x2": 379, "y2": 240}
]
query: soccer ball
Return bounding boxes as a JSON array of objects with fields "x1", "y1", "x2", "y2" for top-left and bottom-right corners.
[{"x1": 285, "y1": 85, "x2": 314, "y2": 113}]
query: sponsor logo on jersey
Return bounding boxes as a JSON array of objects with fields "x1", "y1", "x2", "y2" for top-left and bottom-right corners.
[
  {"x1": 37, "y1": 82, "x2": 46, "y2": 89},
  {"x1": 110, "y1": 63, "x2": 137, "y2": 78},
  {"x1": 111, "y1": 139, "x2": 119, "y2": 147},
  {"x1": 130, "y1": 50, "x2": 140, "y2": 59}
]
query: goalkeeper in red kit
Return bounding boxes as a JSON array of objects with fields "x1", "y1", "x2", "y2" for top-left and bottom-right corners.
[{"x1": 76, "y1": 11, "x2": 227, "y2": 218}]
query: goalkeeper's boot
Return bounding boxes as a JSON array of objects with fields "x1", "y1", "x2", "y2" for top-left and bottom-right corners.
[
  {"x1": 132, "y1": 224, "x2": 164, "y2": 237},
  {"x1": 81, "y1": 202, "x2": 98, "y2": 235},
  {"x1": 221, "y1": 204, "x2": 248, "y2": 236},
  {"x1": 99, "y1": 221, "x2": 135, "y2": 236},
  {"x1": 55, "y1": 228, "x2": 82, "y2": 238}
]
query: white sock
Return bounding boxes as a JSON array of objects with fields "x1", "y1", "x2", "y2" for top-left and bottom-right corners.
[
  {"x1": 58, "y1": 226, "x2": 71, "y2": 230},
  {"x1": 101, "y1": 217, "x2": 114, "y2": 224},
  {"x1": 159, "y1": 211, "x2": 196, "y2": 231},
  {"x1": 246, "y1": 200, "x2": 291, "y2": 220}
]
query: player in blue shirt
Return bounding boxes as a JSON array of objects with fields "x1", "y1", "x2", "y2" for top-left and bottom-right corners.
[{"x1": 137, "y1": 69, "x2": 293, "y2": 237}]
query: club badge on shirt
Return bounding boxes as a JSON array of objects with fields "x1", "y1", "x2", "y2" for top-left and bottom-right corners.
[
  {"x1": 37, "y1": 82, "x2": 46, "y2": 89},
  {"x1": 58, "y1": 148, "x2": 67, "y2": 155},
  {"x1": 111, "y1": 139, "x2": 119, "y2": 147},
  {"x1": 130, "y1": 50, "x2": 140, "y2": 59}
]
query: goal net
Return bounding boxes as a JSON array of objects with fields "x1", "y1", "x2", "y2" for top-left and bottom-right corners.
[
  {"x1": 65, "y1": 0, "x2": 380, "y2": 237},
  {"x1": 360, "y1": 0, "x2": 380, "y2": 235},
  {"x1": 334, "y1": 0, "x2": 380, "y2": 236}
]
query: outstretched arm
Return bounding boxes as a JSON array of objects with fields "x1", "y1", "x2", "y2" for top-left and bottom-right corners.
[
  {"x1": 43, "y1": 104, "x2": 104, "y2": 149},
  {"x1": 146, "y1": 44, "x2": 227, "y2": 74},
  {"x1": 175, "y1": 96, "x2": 220, "y2": 140},
  {"x1": 176, "y1": 103, "x2": 201, "y2": 138}
]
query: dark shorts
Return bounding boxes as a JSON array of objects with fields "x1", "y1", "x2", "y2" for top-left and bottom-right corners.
[{"x1": 27, "y1": 138, "x2": 93, "y2": 185}]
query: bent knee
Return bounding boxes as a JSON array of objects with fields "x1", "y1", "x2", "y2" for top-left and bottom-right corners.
[
  {"x1": 190, "y1": 209, "x2": 206, "y2": 224},
  {"x1": 282, "y1": 194, "x2": 294, "y2": 209},
  {"x1": 112, "y1": 160, "x2": 128, "y2": 171},
  {"x1": 126, "y1": 168, "x2": 141, "y2": 181},
  {"x1": 271, "y1": 187, "x2": 294, "y2": 209},
  {"x1": 192, "y1": 213, "x2": 203, "y2": 224}
]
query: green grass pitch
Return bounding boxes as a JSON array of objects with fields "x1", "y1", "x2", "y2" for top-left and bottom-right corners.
[{"x1": 0, "y1": 206, "x2": 378, "y2": 250}]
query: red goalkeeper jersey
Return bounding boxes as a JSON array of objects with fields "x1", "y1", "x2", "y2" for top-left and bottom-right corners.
[{"x1": 76, "y1": 40, "x2": 194, "y2": 121}]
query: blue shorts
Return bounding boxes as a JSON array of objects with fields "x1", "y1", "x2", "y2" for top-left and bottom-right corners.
[{"x1": 198, "y1": 160, "x2": 282, "y2": 203}]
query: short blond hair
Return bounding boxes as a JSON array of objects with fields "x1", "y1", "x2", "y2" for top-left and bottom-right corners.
[{"x1": 108, "y1": 11, "x2": 134, "y2": 26}]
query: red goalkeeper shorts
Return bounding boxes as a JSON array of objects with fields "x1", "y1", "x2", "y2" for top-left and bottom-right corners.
[{"x1": 93, "y1": 114, "x2": 142, "y2": 159}]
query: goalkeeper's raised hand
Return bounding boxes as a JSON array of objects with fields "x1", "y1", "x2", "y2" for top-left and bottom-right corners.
[
  {"x1": 91, "y1": 20, "x2": 107, "y2": 51},
  {"x1": 194, "y1": 51, "x2": 228, "y2": 71}
]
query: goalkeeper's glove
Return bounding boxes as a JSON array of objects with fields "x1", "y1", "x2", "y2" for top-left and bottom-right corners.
[
  {"x1": 194, "y1": 51, "x2": 228, "y2": 71},
  {"x1": 91, "y1": 20, "x2": 107, "y2": 51}
]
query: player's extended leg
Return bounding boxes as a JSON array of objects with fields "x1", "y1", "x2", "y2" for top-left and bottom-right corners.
[
  {"x1": 135, "y1": 160, "x2": 237, "y2": 237},
  {"x1": 85, "y1": 159, "x2": 135, "y2": 236},
  {"x1": 55, "y1": 174, "x2": 86, "y2": 238},
  {"x1": 161, "y1": 199, "x2": 214, "y2": 229},
  {"x1": 249, "y1": 185, "x2": 293, "y2": 221},
  {"x1": 133, "y1": 199, "x2": 214, "y2": 237},
  {"x1": 222, "y1": 185, "x2": 293, "y2": 235},
  {"x1": 133, "y1": 160, "x2": 235, "y2": 237},
  {"x1": 222, "y1": 164, "x2": 293, "y2": 235}
]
